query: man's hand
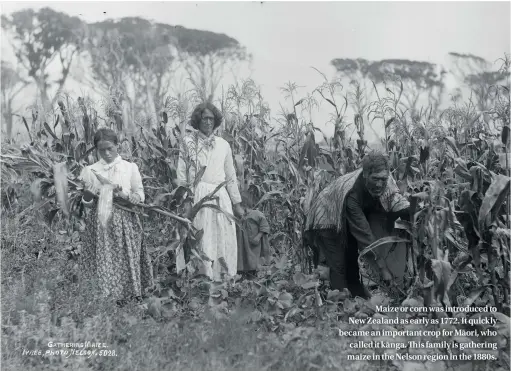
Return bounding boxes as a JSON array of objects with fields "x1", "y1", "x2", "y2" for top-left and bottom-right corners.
[
  {"x1": 376, "y1": 258, "x2": 392, "y2": 282},
  {"x1": 366, "y1": 253, "x2": 392, "y2": 283}
]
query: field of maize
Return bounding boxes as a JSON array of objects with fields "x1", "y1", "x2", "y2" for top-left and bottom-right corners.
[{"x1": 1, "y1": 28, "x2": 510, "y2": 369}]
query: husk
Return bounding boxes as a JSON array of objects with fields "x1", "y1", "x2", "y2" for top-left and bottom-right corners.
[
  {"x1": 53, "y1": 162, "x2": 69, "y2": 216},
  {"x1": 98, "y1": 184, "x2": 115, "y2": 228}
]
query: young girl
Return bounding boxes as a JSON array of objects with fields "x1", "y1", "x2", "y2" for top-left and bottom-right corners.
[
  {"x1": 236, "y1": 195, "x2": 271, "y2": 279},
  {"x1": 79, "y1": 128, "x2": 153, "y2": 303}
]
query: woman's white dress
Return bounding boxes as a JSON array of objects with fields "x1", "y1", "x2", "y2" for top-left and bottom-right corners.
[{"x1": 175, "y1": 131, "x2": 242, "y2": 280}]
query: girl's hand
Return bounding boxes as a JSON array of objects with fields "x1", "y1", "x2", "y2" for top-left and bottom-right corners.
[
  {"x1": 115, "y1": 188, "x2": 129, "y2": 200},
  {"x1": 183, "y1": 201, "x2": 193, "y2": 219},
  {"x1": 128, "y1": 193, "x2": 142, "y2": 204},
  {"x1": 83, "y1": 189, "x2": 96, "y2": 202},
  {"x1": 114, "y1": 186, "x2": 129, "y2": 200},
  {"x1": 250, "y1": 232, "x2": 263, "y2": 245}
]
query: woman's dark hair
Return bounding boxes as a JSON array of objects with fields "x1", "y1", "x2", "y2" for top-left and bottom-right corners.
[
  {"x1": 93, "y1": 128, "x2": 118, "y2": 147},
  {"x1": 190, "y1": 102, "x2": 223, "y2": 131}
]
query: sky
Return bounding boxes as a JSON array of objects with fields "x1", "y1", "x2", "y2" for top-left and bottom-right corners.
[{"x1": 1, "y1": 1, "x2": 510, "y2": 141}]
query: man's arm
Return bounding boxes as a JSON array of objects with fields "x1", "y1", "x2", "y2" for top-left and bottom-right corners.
[
  {"x1": 387, "y1": 190, "x2": 412, "y2": 224},
  {"x1": 345, "y1": 193, "x2": 392, "y2": 281},
  {"x1": 345, "y1": 193, "x2": 375, "y2": 251},
  {"x1": 388, "y1": 207, "x2": 411, "y2": 221}
]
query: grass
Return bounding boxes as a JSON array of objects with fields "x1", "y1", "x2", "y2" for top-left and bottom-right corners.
[
  {"x1": 1, "y1": 207, "x2": 390, "y2": 371},
  {"x1": 2, "y1": 68, "x2": 509, "y2": 369},
  {"x1": 1, "y1": 170, "x2": 509, "y2": 371},
  {"x1": 1, "y1": 251, "x2": 383, "y2": 371},
  {"x1": 2, "y1": 227, "x2": 503, "y2": 371}
]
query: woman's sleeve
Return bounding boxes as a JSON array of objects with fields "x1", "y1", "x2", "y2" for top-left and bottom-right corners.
[
  {"x1": 79, "y1": 166, "x2": 95, "y2": 207},
  {"x1": 224, "y1": 143, "x2": 242, "y2": 205},
  {"x1": 79, "y1": 166, "x2": 92, "y2": 186},
  {"x1": 130, "y1": 163, "x2": 145, "y2": 203}
]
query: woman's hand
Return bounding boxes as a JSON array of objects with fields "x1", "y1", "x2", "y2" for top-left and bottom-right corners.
[
  {"x1": 114, "y1": 187, "x2": 129, "y2": 200},
  {"x1": 128, "y1": 193, "x2": 142, "y2": 204},
  {"x1": 183, "y1": 201, "x2": 193, "y2": 220},
  {"x1": 83, "y1": 189, "x2": 96, "y2": 202}
]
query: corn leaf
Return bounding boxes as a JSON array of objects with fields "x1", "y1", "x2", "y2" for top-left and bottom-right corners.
[
  {"x1": 444, "y1": 137, "x2": 459, "y2": 157},
  {"x1": 478, "y1": 174, "x2": 510, "y2": 231},
  {"x1": 462, "y1": 285, "x2": 491, "y2": 307}
]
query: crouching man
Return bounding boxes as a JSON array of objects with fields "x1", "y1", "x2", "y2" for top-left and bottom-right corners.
[{"x1": 304, "y1": 150, "x2": 410, "y2": 299}]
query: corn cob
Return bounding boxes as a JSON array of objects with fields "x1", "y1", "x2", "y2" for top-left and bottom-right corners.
[{"x1": 53, "y1": 162, "x2": 69, "y2": 216}]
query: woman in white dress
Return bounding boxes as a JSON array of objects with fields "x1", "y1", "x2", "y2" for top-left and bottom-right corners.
[{"x1": 176, "y1": 102, "x2": 244, "y2": 281}]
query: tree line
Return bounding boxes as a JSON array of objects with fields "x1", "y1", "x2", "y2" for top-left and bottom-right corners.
[{"x1": 1, "y1": 7, "x2": 509, "y2": 142}]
